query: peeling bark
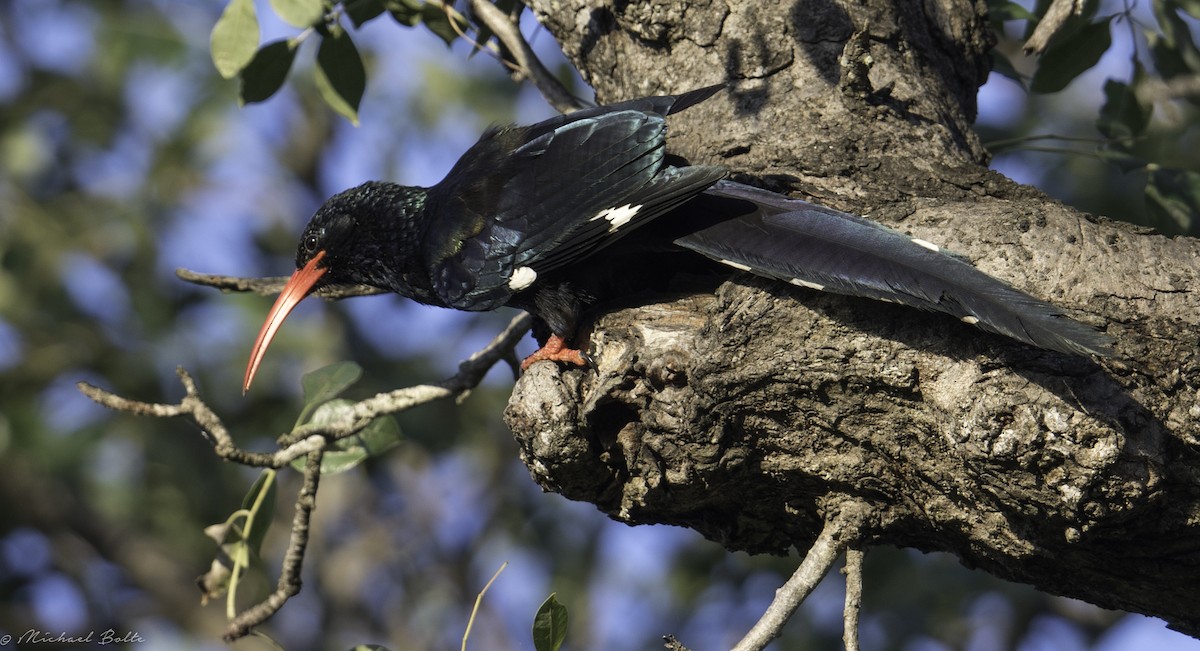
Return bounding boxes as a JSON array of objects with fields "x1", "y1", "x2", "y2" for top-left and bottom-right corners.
[{"x1": 510, "y1": 0, "x2": 1200, "y2": 636}]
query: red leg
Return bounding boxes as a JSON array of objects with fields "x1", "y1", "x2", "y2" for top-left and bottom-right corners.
[{"x1": 521, "y1": 333, "x2": 588, "y2": 370}]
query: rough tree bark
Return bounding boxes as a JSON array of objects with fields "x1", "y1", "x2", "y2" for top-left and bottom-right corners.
[{"x1": 504, "y1": 0, "x2": 1200, "y2": 637}]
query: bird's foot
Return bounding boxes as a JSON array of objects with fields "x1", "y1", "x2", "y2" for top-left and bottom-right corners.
[{"x1": 521, "y1": 334, "x2": 591, "y2": 371}]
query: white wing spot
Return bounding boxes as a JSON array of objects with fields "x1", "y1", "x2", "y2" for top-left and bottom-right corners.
[
  {"x1": 961, "y1": 315, "x2": 980, "y2": 325},
  {"x1": 592, "y1": 204, "x2": 643, "y2": 232},
  {"x1": 789, "y1": 278, "x2": 826, "y2": 291},
  {"x1": 911, "y1": 238, "x2": 941, "y2": 252},
  {"x1": 719, "y1": 259, "x2": 753, "y2": 272},
  {"x1": 508, "y1": 266, "x2": 538, "y2": 291}
]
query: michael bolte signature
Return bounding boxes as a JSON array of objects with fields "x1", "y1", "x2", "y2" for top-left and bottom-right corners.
[{"x1": 2, "y1": 629, "x2": 145, "y2": 645}]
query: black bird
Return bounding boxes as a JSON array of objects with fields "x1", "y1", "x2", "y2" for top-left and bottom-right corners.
[{"x1": 243, "y1": 85, "x2": 1111, "y2": 392}]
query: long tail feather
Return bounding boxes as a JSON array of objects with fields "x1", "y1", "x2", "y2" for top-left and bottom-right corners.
[{"x1": 676, "y1": 181, "x2": 1113, "y2": 357}]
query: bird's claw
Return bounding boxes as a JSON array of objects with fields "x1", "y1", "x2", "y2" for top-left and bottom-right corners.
[{"x1": 520, "y1": 333, "x2": 590, "y2": 371}]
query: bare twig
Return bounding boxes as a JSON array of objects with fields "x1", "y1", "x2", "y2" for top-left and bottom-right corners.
[
  {"x1": 78, "y1": 312, "x2": 532, "y2": 640},
  {"x1": 80, "y1": 313, "x2": 532, "y2": 468},
  {"x1": 467, "y1": 0, "x2": 585, "y2": 113},
  {"x1": 435, "y1": 0, "x2": 516, "y2": 71},
  {"x1": 729, "y1": 507, "x2": 865, "y2": 651},
  {"x1": 223, "y1": 450, "x2": 324, "y2": 641},
  {"x1": 842, "y1": 549, "x2": 865, "y2": 651},
  {"x1": 462, "y1": 561, "x2": 508, "y2": 651},
  {"x1": 175, "y1": 268, "x2": 387, "y2": 299},
  {"x1": 80, "y1": 368, "x2": 327, "y2": 468}
]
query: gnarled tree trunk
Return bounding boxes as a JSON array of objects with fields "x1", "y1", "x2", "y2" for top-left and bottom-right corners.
[{"x1": 505, "y1": 0, "x2": 1200, "y2": 636}]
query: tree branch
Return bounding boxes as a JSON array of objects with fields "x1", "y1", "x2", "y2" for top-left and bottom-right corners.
[
  {"x1": 730, "y1": 505, "x2": 864, "y2": 651},
  {"x1": 510, "y1": 0, "x2": 1200, "y2": 638},
  {"x1": 467, "y1": 0, "x2": 585, "y2": 113},
  {"x1": 77, "y1": 312, "x2": 532, "y2": 639},
  {"x1": 843, "y1": 549, "x2": 865, "y2": 651},
  {"x1": 81, "y1": 312, "x2": 530, "y2": 467},
  {"x1": 1024, "y1": 0, "x2": 1084, "y2": 55},
  {"x1": 175, "y1": 268, "x2": 387, "y2": 299},
  {"x1": 223, "y1": 450, "x2": 323, "y2": 642}
]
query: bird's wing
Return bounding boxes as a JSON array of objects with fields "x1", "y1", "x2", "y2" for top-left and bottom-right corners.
[
  {"x1": 676, "y1": 181, "x2": 1112, "y2": 357},
  {"x1": 512, "y1": 83, "x2": 725, "y2": 142},
  {"x1": 424, "y1": 105, "x2": 725, "y2": 311}
]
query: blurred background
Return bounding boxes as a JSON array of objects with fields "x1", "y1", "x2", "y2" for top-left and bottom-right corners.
[{"x1": 1, "y1": 0, "x2": 1197, "y2": 649}]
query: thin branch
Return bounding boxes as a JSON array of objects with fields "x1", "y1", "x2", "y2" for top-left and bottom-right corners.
[
  {"x1": 223, "y1": 450, "x2": 324, "y2": 642},
  {"x1": 729, "y1": 508, "x2": 864, "y2": 651},
  {"x1": 80, "y1": 368, "x2": 319, "y2": 468},
  {"x1": 79, "y1": 313, "x2": 533, "y2": 469},
  {"x1": 842, "y1": 549, "x2": 865, "y2": 651},
  {"x1": 984, "y1": 132, "x2": 1126, "y2": 151},
  {"x1": 1024, "y1": 0, "x2": 1084, "y2": 55},
  {"x1": 434, "y1": 0, "x2": 517, "y2": 71},
  {"x1": 80, "y1": 313, "x2": 532, "y2": 640},
  {"x1": 175, "y1": 268, "x2": 387, "y2": 299},
  {"x1": 462, "y1": 561, "x2": 508, "y2": 651},
  {"x1": 467, "y1": 0, "x2": 585, "y2": 113}
]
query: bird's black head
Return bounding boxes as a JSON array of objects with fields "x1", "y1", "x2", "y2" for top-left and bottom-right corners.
[
  {"x1": 295, "y1": 181, "x2": 427, "y2": 289},
  {"x1": 244, "y1": 181, "x2": 427, "y2": 392}
]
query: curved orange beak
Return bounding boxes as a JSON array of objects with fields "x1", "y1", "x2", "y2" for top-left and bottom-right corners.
[{"x1": 243, "y1": 251, "x2": 328, "y2": 393}]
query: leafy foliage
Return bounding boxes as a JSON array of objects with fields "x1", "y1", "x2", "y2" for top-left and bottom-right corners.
[
  {"x1": 209, "y1": 0, "x2": 483, "y2": 119},
  {"x1": 198, "y1": 470, "x2": 278, "y2": 613},
  {"x1": 198, "y1": 362, "x2": 401, "y2": 620},
  {"x1": 291, "y1": 362, "x2": 402, "y2": 474},
  {"x1": 988, "y1": 0, "x2": 1200, "y2": 234}
]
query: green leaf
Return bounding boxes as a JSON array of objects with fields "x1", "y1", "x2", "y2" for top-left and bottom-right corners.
[
  {"x1": 239, "y1": 39, "x2": 298, "y2": 104},
  {"x1": 346, "y1": 0, "x2": 387, "y2": 27},
  {"x1": 211, "y1": 0, "x2": 260, "y2": 79},
  {"x1": 315, "y1": 30, "x2": 367, "y2": 125},
  {"x1": 1030, "y1": 16, "x2": 1113, "y2": 93},
  {"x1": 386, "y1": 0, "x2": 424, "y2": 26},
  {"x1": 295, "y1": 360, "x2": 362, "y2": 434},
  {"x1": 301, "y1": 361, "x2": 363, "y2": 412},
  {"x1": 270, "y1": 0, "x2": 324, "y2": 28},
  {"x1": 292, "y1": 400, "x2": 403, "y2": 474},
  {"x1": 1096, "y1": 77, "x2": 1148, "y2": 141},
  {"x1": 1146, "y1": 167, "x2": 1200, "y2": 234},
  {"x1": 532, "y1": 594, "x2": 569, "y2": 651},
  {"x1": 421, "y1": 2, "x2": 469, "y2": 46},
  {"x1": 1148, "y1": 32, "x2": 1189, "y2": 80},
  {"x1": 1151, "y1": 1, "x2": 1200, "y2": 78}
]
